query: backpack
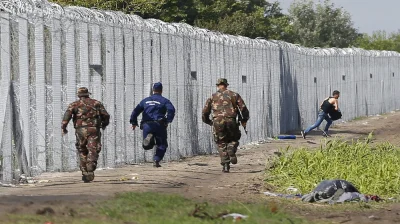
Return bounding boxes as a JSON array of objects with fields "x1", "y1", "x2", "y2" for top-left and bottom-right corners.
[{"x1": 329, "y1": 110, "x2": 342, "y2": 121}]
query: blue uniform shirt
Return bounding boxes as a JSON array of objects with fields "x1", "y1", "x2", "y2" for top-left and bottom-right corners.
[{"x1": 130, "y1": 93, "x2": 175, "y2": 126}]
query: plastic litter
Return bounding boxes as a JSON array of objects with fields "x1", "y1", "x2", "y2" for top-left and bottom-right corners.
[
  {"x1": 38, "y1": 180, "x2": 51, "y2": 183},
  {"x1": 222, "y1": 213, "x2": 248, "y2": 222},
  {"x1": 287, "y1": 187, "x2": 298, "y2": 192},
  {"x1": 263, "y1": 191, "x2": 302, "y2": 199},
  {"x1": 27, "y1": 177, "x2": 37, "y2": 184},
  {"x1": 0, "y1": 183, "x2": 17, "y2": 187},
  {"x1": 368, "y1": 215, "x2": 380, "y2": 220},
  {"x1": 264, "y1": 191, "x2": 278, "y2": 197}
]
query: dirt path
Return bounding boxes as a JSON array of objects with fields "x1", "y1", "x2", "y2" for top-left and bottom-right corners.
[{"x1": 1, "y1": 111, "x2": 400, "y2": 223}]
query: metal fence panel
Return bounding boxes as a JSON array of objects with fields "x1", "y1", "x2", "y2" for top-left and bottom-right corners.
[
  {"x1": 1, "y1": 1, "x2": 400, "y2": 182},
  {"x1": 123, "y1": 27, "x2": 135, "y2": 164},
  {"x1": 64, "y1": 19, "x2": 77, "y2": 171}
]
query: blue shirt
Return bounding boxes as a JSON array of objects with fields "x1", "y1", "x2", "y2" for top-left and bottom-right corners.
[{"x1": 130, "y1": 93, "x2": 176, "y2": 125}]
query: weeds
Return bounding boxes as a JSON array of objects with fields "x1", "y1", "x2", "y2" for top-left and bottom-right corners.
[{"x1": 266, "y1": 134, "x2": 400, "y2": 197}]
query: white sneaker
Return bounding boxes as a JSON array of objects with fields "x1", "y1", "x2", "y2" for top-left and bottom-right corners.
[{"x1": 301, "y1": 131, "x2": 306, "y2": 139}]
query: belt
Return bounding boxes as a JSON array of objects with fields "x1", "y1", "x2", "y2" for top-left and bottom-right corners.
[
  {"x1": 75, "y1": 126, "x2": 101, "y2": 129},
  {"x1": 142, "y1": 120, "x2": 159, "y2": 123}
]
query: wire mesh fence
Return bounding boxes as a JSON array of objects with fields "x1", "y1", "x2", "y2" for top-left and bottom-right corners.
[{"x1": 1, "y1": 0, "x2": 400, "y2": 183}]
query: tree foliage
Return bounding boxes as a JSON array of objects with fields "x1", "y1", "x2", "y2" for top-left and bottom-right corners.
[
  {"x1": 52, "y1": 0, "x2": 294, "y2": 41},
  {"x1": 356, "y1": 31, "x2": 400, "y2": 52},
  {"x1": 288, "y1": 0, "x2": 360, "y2": 48},
  {"x1": 54, "y1": 0, "x2": 197, "y2": 23},
  {"x1": 194, "y1": 0, "x2": 292, "y2": 40},
  {"x1": 52, "y1": 0, "x2": 368, "y2": 48}
]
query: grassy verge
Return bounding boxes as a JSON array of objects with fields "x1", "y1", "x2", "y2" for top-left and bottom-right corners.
[
  {"x1": 266, "y1": 134, "x2": 400, "y2": 197},
  {"x1": 3, "y1": 192, "x2": 314, "y2": 224}
]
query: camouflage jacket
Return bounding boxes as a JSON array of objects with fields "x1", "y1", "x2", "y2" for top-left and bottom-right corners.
[
  {"x1": 62, "y1": 97, "x2": 110, "y2": 129},
  {"x1": 202, "y1": 89, "x2": 249, "y2": 125}
]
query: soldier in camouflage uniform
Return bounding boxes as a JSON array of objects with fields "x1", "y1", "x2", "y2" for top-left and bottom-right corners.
[
  {"x1": 202, "y1": 78, "x2": 249, "y2": 173},
  {"x1": 62, "y1": 87, "x2": 110, "y2": 182}
]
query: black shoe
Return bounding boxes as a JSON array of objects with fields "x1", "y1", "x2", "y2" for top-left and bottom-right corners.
[
  {"x1": 153, "y1": 161, "x2": 161, "y2": 168},
  {"x1": 143, "y1": 133, "x2": 154, "y2": 148},
  {"x1": 322, "y1": 131, "x2": 331, "y2": 137},
  {"x1": 222, "y1": 163, "x2": 230, "y2": 173},
  {"x1": 301, "y1": 131, "x2": 306, "y2": 139}
]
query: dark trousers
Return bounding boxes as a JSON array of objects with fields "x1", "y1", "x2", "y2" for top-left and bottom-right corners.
[{"x1": 142, "y1": 122, "x2": 168, "y2": 161}]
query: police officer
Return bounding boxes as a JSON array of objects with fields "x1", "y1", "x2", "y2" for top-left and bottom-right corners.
[
  {"x1": 202, "y1": 78, "x2": 249, "y2": 173},
  {"x1": 62, "y1": 87, "x2": 110, "y2": 182},
  {"x1": 130, "y1": 82, "x2": 176, "y2": 167}
]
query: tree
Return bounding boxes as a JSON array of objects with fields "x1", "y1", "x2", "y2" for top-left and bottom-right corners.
[
  {"x1": 356, "y1": 31, "x2": 400, "y2": 52},
  {"x1": 53, "y1": 0, "x2": 197, "y2": 23},
  {"x1": 51, "y1": 0, "x2": 293, "y2": 41},
  {"x1": 194, "y1": 0, "x2": 293, "y2": 40},
  {"x1": 288, "y1": 0, "x2": 360, "y2": 48}
]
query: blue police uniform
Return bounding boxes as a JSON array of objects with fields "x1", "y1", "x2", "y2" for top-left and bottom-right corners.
[{"x1": 130, "y1": 82, "x2": 175, "y2": 163}]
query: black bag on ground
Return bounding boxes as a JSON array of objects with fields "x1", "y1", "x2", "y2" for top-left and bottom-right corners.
[
  {"x1": 302, "y1": 180, "x2": 359, "y2": 202},
  {"x1": 313, "y1": 180, "x2": 358, "y2": 199}
]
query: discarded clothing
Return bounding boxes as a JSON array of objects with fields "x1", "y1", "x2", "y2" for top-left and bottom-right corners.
[
  {"x1": 302, "y1": 179, "x2": 367, "y2": 203},
  {"x1": 264, "y1": 191, "x2": 302, "y2": 199},
  {"x1": 335, "y1": 192, "x2": 367, "y2": 203}
]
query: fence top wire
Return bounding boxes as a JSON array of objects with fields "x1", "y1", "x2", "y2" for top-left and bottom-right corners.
[{"x1": 1, "y1": 0, "x2": 400, "y2": 58}]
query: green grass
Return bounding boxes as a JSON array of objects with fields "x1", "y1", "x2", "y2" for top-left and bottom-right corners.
[
  {"x1": 98, "y1": 192, "x2": 309, "y2": 224},
  {"x1": 2, "y1": 192, "x2": 313, "y2": 224},
  {"x1": 266, "y1": 134, "x2": 400, "y2": 197}
]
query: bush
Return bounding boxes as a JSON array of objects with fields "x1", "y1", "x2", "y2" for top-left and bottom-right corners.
[{"x1": 266, "y1": 135, "x2": 400, "y2": 197}]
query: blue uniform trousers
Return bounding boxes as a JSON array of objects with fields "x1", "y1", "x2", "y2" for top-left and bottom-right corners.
[{"x1": 142, "y1": 121, "x2": 168, "y2": 162}]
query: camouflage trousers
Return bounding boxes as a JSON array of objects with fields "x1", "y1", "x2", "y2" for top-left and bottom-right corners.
[
  {"x1": 212, "y1": 117, "x2": 241, "y2": 165},
  {"x1": 75, "y1": 127, "x2": 102, "y2": 173}
]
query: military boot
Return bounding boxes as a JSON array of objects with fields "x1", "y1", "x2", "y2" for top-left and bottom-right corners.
[
  {"x1": 86, "y1": 172, "x2": 95, "y2": 182},
  {"x1": 82, "y1": 171, "x2": 94, "y2": 183},
  {"x1": 82, "y1": 171, "x2": 89, "y2": 183},
  {"x1": 222, "y1": 163, "x2": 230, "y2": 173},
  {"x1": 230, "y1": 153, "x2": 237, "y2": 164}
]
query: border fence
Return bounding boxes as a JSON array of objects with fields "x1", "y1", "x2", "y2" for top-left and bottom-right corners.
[{"x1": 0, "y1": 0, "x2": 400, "y2": 183}]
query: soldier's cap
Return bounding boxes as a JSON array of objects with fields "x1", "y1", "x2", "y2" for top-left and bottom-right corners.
[
  {"x1": 216, "y1": 78, "x2": 229, "y2": 86},
  {"x1": 77, "y1": 87, "x2": 91, "y2": 97},
  {"x1": 153, "y1": 82, "x2": 163, "y2": 91}
]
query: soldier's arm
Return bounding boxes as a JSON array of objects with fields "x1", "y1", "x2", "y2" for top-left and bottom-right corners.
[
  {"x1": 130, "y1": 102, "x2": 144, "y2": 126},
  {"x1": 165, "y1": 100, "x2": 176, "y2": 123},
  {"x1": 99, "y1": 103, "x2": 110, "y2": 128},
  {"x1": 236, "y1": 94, "x2": 249, "y2": 122},
  {"x1": 201, "y1": 98, "x2": 213, "y2": 125},
  {"x1": 61, "y1": 104, "x2": 74, "y2": 130}
]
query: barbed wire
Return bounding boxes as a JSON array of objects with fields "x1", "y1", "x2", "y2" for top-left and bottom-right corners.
[
  {"x1": 1, "y1": 0, "x2": 400, "y2": 183},
  {"x1": 0, "y1": 0, "x2": 399, "y2": 57}
]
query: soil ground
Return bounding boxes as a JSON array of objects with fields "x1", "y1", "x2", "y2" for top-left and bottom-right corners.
[{"x1": 2, "y1": 111, "x2": 400, "y2": 223}]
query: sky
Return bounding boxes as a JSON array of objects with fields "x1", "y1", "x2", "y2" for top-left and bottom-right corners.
[{"x1": 277, "y1": 0, "x2": 400, "y2": 34}]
